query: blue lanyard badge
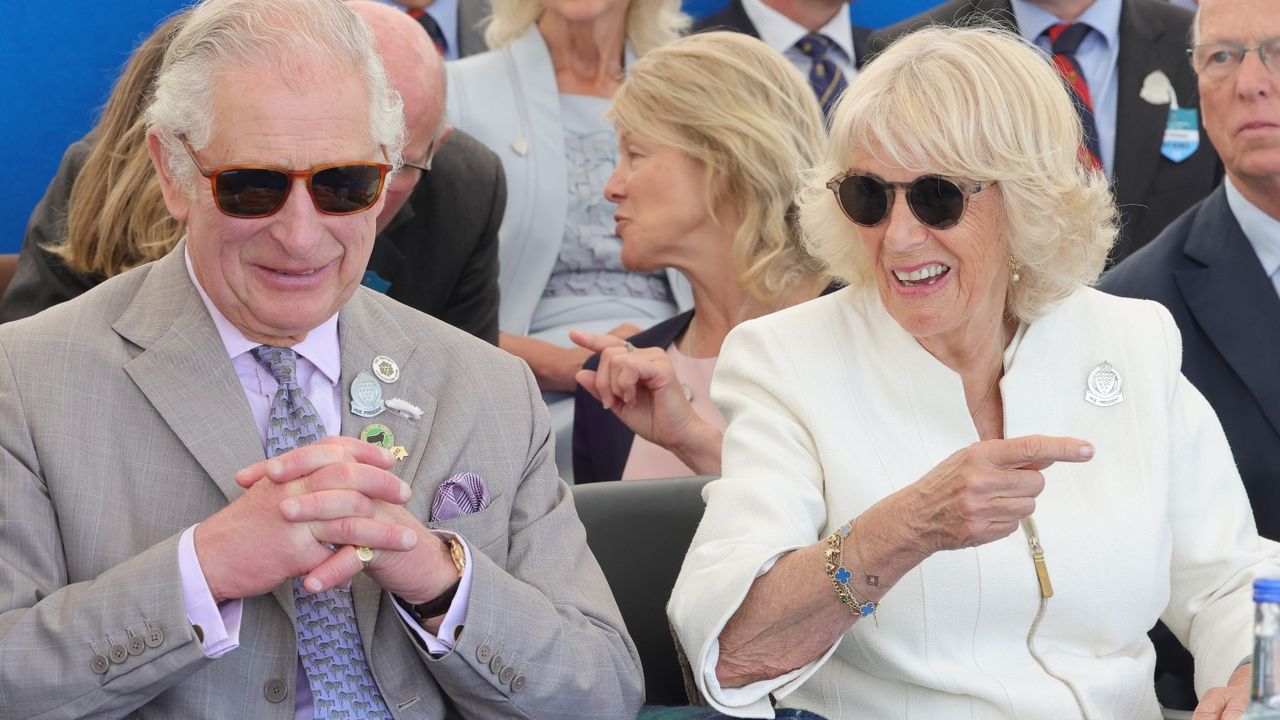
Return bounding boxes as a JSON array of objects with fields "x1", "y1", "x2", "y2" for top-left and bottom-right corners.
[
  {"x1": 1163, "y1": 107, "x2": 1200, "y2": 163},
  {"x1": 1142, "y1": 70, "x2": 1200, "y2": 164}
]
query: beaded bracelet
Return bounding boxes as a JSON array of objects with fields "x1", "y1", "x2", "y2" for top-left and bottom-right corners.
[{"x1": 823, "y1": 522, "x2": 878, "y2": 626}]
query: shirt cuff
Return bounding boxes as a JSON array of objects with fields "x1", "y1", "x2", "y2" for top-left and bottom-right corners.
[
  {"x1": 178, "y1": 525, "x2": 242, "y2": 658},
  {"x1": 393, "y1": 530, "x2": 473, "y2": 656}
]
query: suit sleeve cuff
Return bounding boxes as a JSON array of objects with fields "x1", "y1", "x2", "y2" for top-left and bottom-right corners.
[
  {"x1": 394, "y1": 530, "x2": 473, "y2": 656},
  {"x1": 178, "y1": 525, "x2": 242, "y2": 658}
]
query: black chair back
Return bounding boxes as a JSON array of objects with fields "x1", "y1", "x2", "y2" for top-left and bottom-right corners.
[{"x1": 572, "y1": 476, "x2": 714, "y2": 706}]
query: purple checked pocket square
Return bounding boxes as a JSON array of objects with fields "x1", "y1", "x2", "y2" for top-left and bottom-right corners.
[{"x1": 430, "y1": 472, "x2": 491, "y2": 522}]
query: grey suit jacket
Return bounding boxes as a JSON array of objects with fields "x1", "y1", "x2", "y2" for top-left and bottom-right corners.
[
  {"x1": 456, "y1": 0, "x2": 490, "y2": 57},
  {"x1": 0, "y1": 247, "x2": 642, "y2": 719}
]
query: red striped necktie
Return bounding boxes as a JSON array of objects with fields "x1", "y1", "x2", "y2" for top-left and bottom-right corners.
[{"x1": 1046, "y1": 22, "x2": 1103, "y2": 172}]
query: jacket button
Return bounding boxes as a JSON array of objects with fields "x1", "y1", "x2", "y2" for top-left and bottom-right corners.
[
  {"x1": 264, "y1": 678, "x2": 288, "y2": 704},
  {"x1": 90, "y1": 654, "x2": 110, "y2": 675},
  {"x1": 475, "y1": 643, "x2": 492, "y2": 664},
  {"x1": 108, "y1": 643, "x2": 129, "y2": 664},
  {"x1": 510, "y1": 674, "x2": 526, "y2": 693},
  {"x1": 499, "y1": 665, "x2": 515, "y2": 685},
  {"x1": 144, "y1": 627, "x2": 164, "y2": 648},
  {"x1": 127, "y1": 635, "x2": 146, "y2": 656},
  {"x1": 489, "y1": 653, "x2": 503, "y2": 674}
]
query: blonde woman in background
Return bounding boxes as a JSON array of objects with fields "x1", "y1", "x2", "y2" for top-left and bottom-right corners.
[
  {"x1": 0, "y1": 12, "x2": 188, "y2": 323},
  {"x1": 669, "y1": 27, "x2": 1274, "y2": 719},
  {"x1": 570, "y1": 31, "x2": 837, "y2": 484},
  {"x1": 446, "y1": 0, "x2": 691, "y2": 479}
]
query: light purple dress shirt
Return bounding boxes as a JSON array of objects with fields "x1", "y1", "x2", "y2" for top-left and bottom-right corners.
[{"x1": 175, "y1": 250, "x2": 473, "y2": 717}]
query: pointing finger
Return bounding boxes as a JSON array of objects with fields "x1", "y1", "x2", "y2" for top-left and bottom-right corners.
[{"x1": 983, "y1": 435, "x2": 1094, "y2": 471}]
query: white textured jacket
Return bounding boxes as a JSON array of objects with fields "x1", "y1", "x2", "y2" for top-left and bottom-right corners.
[{"x1": 670, "y1": 286, "x2": 1279, "y2": 719}]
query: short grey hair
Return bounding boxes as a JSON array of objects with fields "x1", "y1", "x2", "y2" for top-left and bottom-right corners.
[
  {"x1": 798, "y1": 26, "x2": 1117, "y2": 322},
  {"x1": 147, "y1": 0, "x2": 406, "y2": 194}
]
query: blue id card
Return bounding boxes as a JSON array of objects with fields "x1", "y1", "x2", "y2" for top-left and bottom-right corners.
[{"x1": 1162, "y1": 108, "x2": 1200, "y2": 163}]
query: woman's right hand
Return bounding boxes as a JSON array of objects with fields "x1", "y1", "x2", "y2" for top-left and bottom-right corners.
[{"x1": 888, "y1": 435, "x2": 1095, "y2": 556}]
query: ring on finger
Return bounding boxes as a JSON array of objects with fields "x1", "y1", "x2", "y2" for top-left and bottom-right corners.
[
  {"x1": 354, "y1": 545, "x2": 375, "y2": 571},
  {"x1": 625, "y1": 341, "x2": 636, "y2": 353}
]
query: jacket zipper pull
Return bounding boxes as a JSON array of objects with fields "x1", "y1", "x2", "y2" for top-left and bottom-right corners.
[{"x1": 1031, "y1": 543, "x2": 1054, "y2": 598}]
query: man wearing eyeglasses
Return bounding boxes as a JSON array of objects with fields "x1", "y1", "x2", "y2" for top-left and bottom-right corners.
[
  {"x1": 871, "y1": 0, "x2": 1223, "y2": 265},
  {"x1": 357, "y1": 1, "x2": 504, "y2": 345},
  {"x1": 1099, "y1": 0, "x2": 1279, "y2": 712},
  {"x1": 0, "y1": 0, "x2": 641, "y2": 717}
]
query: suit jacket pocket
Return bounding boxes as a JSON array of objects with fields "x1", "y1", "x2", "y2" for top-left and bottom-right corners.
[{"x1": 429, "y1": 493, "x2": 508, "y2": 561}]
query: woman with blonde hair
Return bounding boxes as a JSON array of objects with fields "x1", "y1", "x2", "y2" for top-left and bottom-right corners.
[
  {"x1": 446, "y1": 0, "x2": 691, "y2": 479},
  {"x1": 0, "y1": 12, "x2": 187, "y2": 323},
  {"x1": 570, "y1": 31, "x2": 835, "y2": 483},
  {"x1": 668, "y1": 26, "x2": 1273, "y2": 719}
]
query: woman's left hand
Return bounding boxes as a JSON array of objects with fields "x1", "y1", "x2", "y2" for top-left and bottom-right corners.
[
  {"x1": 1194, "y1": 663, "x2": 1251, "y2": 719},
  {"x1": 570, "y1": 329, "x2": 723, "y2": 475}
]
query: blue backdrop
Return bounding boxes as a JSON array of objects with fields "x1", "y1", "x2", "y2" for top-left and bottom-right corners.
[{"x1": 0, "y1": 0, "x2": 937, "y2": 254}]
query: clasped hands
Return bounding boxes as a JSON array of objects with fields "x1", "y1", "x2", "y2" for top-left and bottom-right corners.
[{"x1": 193, "y1": 437, "x2": 458, "y2": 607}]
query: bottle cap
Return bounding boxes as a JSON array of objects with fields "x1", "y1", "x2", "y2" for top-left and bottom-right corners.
[{"x1": 1254, "y1": 578, "x2": 1280, "y2": 603}]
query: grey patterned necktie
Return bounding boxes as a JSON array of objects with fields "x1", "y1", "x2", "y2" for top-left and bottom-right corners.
[{"x1": 253, "y1": 346, "x2": 391, "y2": 718}]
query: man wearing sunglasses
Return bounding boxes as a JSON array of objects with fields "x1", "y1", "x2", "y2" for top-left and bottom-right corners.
[
  {"x1": 355, "y1": 1, "x2": 505, "y2": 346},
  {"x1": 871, "y1": 0, "x2": 1222, "y2": 265},
  {"x1": 0, "y1": 0, "x2": 641, "y2": 717}
]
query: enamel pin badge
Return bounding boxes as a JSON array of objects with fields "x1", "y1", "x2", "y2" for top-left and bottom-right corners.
[
  {"x1": 350, "y1": 371, "x2": 386, "y2": 418},
  {"x1": 372, "y1": 355, "x2": 400, "y2": 384},
  {"x1": 1085, "y1": 361, "x2": 1123, "y2": 407}
]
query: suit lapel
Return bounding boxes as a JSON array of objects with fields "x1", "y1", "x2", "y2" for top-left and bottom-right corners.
[
  {"x1": 113, "y1": 249, "x2": 303, "y2": 620},
  {"x1": 115, "y1": 247, "x2": 264, "y2": 505},
  {"x1": 1113, "y1": 1, "x2": 1177, "y2": 255},
  {"x1": 1174, "y1": 188, "x2": 1280, "y2": 438},
  {"x1": 337, "y1": 291, "x2": 440, "y2": 640}
]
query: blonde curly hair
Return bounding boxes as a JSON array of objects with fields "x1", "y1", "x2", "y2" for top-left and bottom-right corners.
[{"x1": 797, "y1": 26, "x2": 1117, "y2": 322}]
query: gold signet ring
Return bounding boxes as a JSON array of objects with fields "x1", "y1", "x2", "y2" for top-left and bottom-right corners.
[{"x1": 355, "y1": 545, "x2": 375, "y2": 571}]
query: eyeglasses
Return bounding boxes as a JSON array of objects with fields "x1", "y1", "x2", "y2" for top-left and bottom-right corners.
[
  {"x1": 826, "y1": 172, "x2": 989, "y2": 230},
  {"x1": 180, "y1": 136, "x2": 392, "y2": 218},
  {"x1": 1188, "y1": 38, "x2": 1280, "y2": 78}
]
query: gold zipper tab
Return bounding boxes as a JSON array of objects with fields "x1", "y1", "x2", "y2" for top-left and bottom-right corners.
[{"x1": 1031, "y1": 547, "x2": 1054, "y2": 598}]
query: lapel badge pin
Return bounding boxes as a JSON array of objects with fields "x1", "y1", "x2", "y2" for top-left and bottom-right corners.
[
  {"x1": 372, "y1": 355, "x2": 400, "y2": 384},
  {"x1": 391, "y1": 445, "x2": 409, "y2": 461},
  {"x1": 386, "y1": 397, "x2": 424, "y2": 421},
  {"x1": 1139, "y1": 70, "x2": 1173, "y2": 106},
  {"x1": 350, "y1": 371, "x2": 386, "y2": 418},
  {"x1": 360, "y1": 422, "x2": 395, "y2": 449},
  {"x1": 512, "y1": 138, "x2": 528, "y2": 156},
  {"x1": 1085, "y1": 361, "x2": 1123, "y2": 407}
]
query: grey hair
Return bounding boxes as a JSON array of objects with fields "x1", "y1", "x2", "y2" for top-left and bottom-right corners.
[
  {"x1": 146, "y1": 0, "x2": 406, "y2": 194},
  {"x1": 797, "y1": 26, "x2": 1117, "y2": 323}
]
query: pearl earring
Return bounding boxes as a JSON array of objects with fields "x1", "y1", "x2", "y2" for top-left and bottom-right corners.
[{"x1": 1008, "y1": 256, "x2": 1022, "y2": 283}]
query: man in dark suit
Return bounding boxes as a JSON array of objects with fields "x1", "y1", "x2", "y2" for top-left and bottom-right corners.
[
  {"x1": 694, "y1": 0, "x2": 871, "y2": 112},
  {"x1": 356, "y1": 2, "x2": 504, "y2": 346},
  {"x1": 870, "y1": 0, "x2": 1222, "y2": 264},
  {"x1": 1100, "y1": 0, "x2": 1279, "y2": 709}
]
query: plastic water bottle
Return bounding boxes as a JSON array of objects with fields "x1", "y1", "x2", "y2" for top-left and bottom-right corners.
[{"x1": 1244, "y1": 578, "x2": 1280, "y2": 718}]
